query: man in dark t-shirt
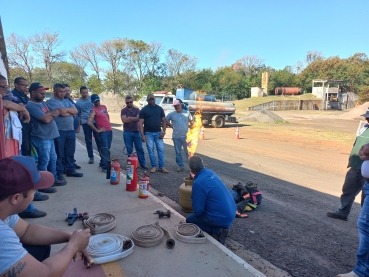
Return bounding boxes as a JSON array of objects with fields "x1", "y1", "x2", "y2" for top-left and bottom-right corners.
[
  {"x1": 139, "y1": 93, "x2": 168, "y2": 173},
  {"x1": 121, "y1": 95, "x2": 147, "y2": 169}
]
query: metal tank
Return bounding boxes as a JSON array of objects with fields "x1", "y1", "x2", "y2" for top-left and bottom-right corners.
[
  {"x1": 185, "y1": 100, "x2": 236, "y2": 115},
  {"x1": 274, "y1": 87, "x2": 302, "y2": 95}
]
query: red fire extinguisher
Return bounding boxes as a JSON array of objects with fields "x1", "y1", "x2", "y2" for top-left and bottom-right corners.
[
  {"x1": 110, "y1": 159, "x2": 120, "y2": 185},
  {"x1": 126, "y1": 153, "x2": 138, "y2": 191},
  {"x1": 138, "y1": 172, "x2": 150, "y2": 199}
]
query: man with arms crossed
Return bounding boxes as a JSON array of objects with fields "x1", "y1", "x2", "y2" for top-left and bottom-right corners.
[{"x1": 0, "y1": 156, "x2": 91, "y2": 277}]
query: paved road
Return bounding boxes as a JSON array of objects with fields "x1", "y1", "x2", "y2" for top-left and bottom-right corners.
[{"x1": 77, "y1": 117, "x2": 361, "y2": 277}]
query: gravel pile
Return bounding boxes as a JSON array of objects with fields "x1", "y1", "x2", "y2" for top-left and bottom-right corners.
[
  {"x1": 238, "y1": 110, "x2": 286, "y2": 123},
  {"x1": 98, "y1": 92, "x2": 127, "y2": 113},
  {"x1": 339, "y1": 102, "x2": 369, "y2": 120}
]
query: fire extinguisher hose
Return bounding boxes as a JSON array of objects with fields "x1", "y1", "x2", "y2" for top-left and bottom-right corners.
[
  {"x1": 131, "y1": 224, "x2": 164, "y2": 248},
  {"x1": 175, "y1": 222, "x2": 206, "y2": 244},
  {"x1": 83, "y1": 213, "x2": 117, "y2": 235},
  {"x1": 87, "y1": 234, "x2": 134, "y2": 265}
]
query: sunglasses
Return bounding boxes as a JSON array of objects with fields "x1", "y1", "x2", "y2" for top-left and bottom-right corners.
[{"x1": 126, "y1": 101, "x2": 133, "y2": 104}]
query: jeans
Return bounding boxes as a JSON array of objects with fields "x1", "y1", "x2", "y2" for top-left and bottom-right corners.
[
  {"x1": 32, "y1": 138, "x2": 57, "y2": 179},
  {"x1": 186, "y1": 212, "x2": 222, "y2": 235},
  {"x1": 82, "y1": 124, "x2": 102, "y2": 159},
  {"x1": 123, "y1": 130, "x2": 146, "y2": 166},
  {"x1": 21, "y1": 122, "x2": 32, "y2": 156},
  {"x1": 23, "y1": 244, "x2": 51, "y2": 262},
  {"x1": 145, "y1": 132, "x2": 164, "y2": 168},
  {"x1": 337, "y1": 167, "x2": 366, "y2": 218},
  {"x1": 173, "y1": 136, "x2": 188, "y2": 168},
  {"x1": 54, "y1": 130, "x2": 76, "y2": 177},
  {"x1": 354, "y1": 182, "x2": 369, "y2": 276},
  {"x1": 100, "y1": 131, "x2": 112, "y2": 169},
  {"x1": 229, "y1": 189, "x2": 240, "y2": 203}
]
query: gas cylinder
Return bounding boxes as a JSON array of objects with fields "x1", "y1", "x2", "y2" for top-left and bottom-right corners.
[
  {"x1": 110, "y1": 159, "x2": 121, "y2": 185},
  {"x1": 179, "y1": 177, "x2": 193, "y2": 212},
  {"x1": 138, "y1": 173, "x2": 150, "y2": 199},
  {"x1": 126, "y1": 154, "x2": 138, "y2": 191}
]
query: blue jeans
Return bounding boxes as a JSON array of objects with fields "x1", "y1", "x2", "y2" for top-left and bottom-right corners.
[
  {"x1": 32, "y1": 138, "x2": 57, "y2": 179},
  {"x1": 354, "y1": 182, "x2": 369, "y2": 276},
  {"x1": 229, "y1": 189, "x2": 240, "y2": 203},
  {"x1": 123, "y1": 130, "x2": 146, "y2": 166},
  {"x1": 54, "y1": 130, "x2": 76, "y2": 177},
  {"x1": 173, "y1": 136, "x2": 188, "y2": 167},
  {"x1": 82, "y1": 124, "x2": 102, "y2": 160},
  {"x1": 145, "y1": 132, "x2": 164, "y2": 168},
  {"x1": 186, "y1": 213, "x2": 222, "y2": 235},
  {"x1": 100, "y1": 131, "x2": 113, "y2": 169}
]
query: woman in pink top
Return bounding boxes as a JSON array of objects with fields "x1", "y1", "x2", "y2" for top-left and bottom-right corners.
[{"x1": 87, "y1": 94, "x2": 112, "y2": 172}]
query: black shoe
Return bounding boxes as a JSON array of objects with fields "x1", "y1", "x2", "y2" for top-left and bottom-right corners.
[
  {"x1": 216, "y1": 228, "x2": 229, "y2": 245},
  {"x1": 75, "y1": 164, "x2": 81, "y2": 169},
  {"x1": 58, "y1": 175, "x2": 66, "y2": 181},
  {"x1": 53, "y1": 178, "x2": 67, "y2": 186},
  {"x1": 140, "y1": 164, "x2": 149, "y2": 170},
  {"x1": 66, "y1": 171, "x2": 83, "y2": 177},
  {"x1": 19, "y1": 209, "x2": 47, "y2": 218},
  {"x1": 327, "y1": 211, "x2": 348, "y2": 221},
  {"x1": 33, "y1": 193, "x2": 49, "y2": 201},
  {"x1": 38, "y1": 187, "x2": 57, "y2": 193},
  {"x1": 89, "y1": 158, "x2": 94, "y2": 164}
]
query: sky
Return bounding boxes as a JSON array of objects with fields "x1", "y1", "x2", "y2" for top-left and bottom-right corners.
[{"x1": 1, "y1": 0, "x2": 368, "y2": 71}]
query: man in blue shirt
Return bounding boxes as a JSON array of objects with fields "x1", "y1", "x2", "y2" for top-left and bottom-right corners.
[{"x1": 186, "y1": 155, "x2": 236, "y2": 244}]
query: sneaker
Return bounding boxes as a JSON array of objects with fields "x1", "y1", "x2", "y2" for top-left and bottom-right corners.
[
  {"x1": 327, "y1": 211, "x2": 348, "y2": 221},
  {"x1": 53, "y1": 178, "x2": 67, "y2": 186},
  {"x1": 150, "y1": 167, "x2": 157, "y2": 173},
  {"x1": 89, "y1": 158, "x2": 94, "y2": 164},
  {"x1": 177, "y1": 167, "x2": 184, "y2": 172},
  {"x1": 337, "y1": 271, "x2": 360, "y2": 277},
  {"x1": 19, "y1": 209, "x2": 47, "y2": 218},
  {"x1": 75, "y1": 164, "x2": 81, "y2": 169},
  {"x1": 33, "y1": 193, "x2": 49, "y2": 201},
  {"x1": 140, "y1": 164, "x2": 149, "y2": 170},
  {"x1": 66, "y1": 171, "x2": 83, "y2": 177},
  {"x1": 160, "y1": 168, "x2": 169, "y2": 173},
  {"x1": 216, "y1": 228, "x2": 229, "y2": 245},
  {"x1": 38, "y1": 187, "x2": 57, "y2": 193}
]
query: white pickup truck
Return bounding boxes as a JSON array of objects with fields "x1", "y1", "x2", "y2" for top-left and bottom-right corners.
[{"x1": 139, "y1": 92, "x2": 236, "y2": 128}]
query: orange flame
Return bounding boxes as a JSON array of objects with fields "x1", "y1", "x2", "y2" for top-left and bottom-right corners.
[{"x1": 186, "y1": 109, "x2": 202, "y2": 157}]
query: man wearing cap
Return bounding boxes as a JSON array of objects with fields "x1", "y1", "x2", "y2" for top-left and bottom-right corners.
[
  {"x1": 47, "y1": 84, "x2": 83, "y2": 181},
  {"x1": 139, "y1": 93, "x2": 168, "y2": 173},
  {"x1": 87, "y1": 94, "x2": 112, "y2": 173},
  {"x1": 327, "y1": 109, "x2": 369, "y2": 221},
  {"x1": 121, "y1": 95, "x2": 147, "y2": 169},
  {"x1": 186, "y1": 155, "x2": 236, "y2": 244},
  {"x1": 0, "y1": 156, "x2": 92, "y2": 276},
  {"x1": 166, "y1": 99, "x2": 193, "y2": 172},
  {"x1": 76, "y1": 86, "x2": 102, "y2": 165}
]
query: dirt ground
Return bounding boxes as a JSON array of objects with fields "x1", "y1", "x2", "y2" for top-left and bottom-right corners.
[{"x1": 77, "y1": 109, "x2": 365, "y2": 277}]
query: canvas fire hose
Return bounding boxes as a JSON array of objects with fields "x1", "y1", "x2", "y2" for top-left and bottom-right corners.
[
  {"x1": 87, "y1": 233, "x2": 134, "y2": 265},
  {"x1": 175, "y1": 222, "x2": 206, "y2": 244},
  {"x1": 83, "y1": 213, "x2": 117, "y2": 235},
  {"x1": 132, "y1": 222, "x2": 175, "y2": 249}
]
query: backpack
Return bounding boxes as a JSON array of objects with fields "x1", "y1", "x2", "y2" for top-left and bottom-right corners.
[{"x1": 242, "y1": 181, "x2": 262, "y2": 212}]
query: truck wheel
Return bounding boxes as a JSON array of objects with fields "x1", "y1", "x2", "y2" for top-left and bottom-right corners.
[{"x1": 211, "y1": 116, "x2": 225, "y2": 128}]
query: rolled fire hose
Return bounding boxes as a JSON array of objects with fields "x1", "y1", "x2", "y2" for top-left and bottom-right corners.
[
  {"x1": 87, "y1": 233, "x2": 134, "y2": 265},
  {"x1": 175, "y1": 222, "x2": 206, "y2": 244},
  {"x1": 83, "y1": 213, "x2": 117, "y2": 235},
  {"x1": 132, "y1": 222, "x2": 175, "y2": 249}
]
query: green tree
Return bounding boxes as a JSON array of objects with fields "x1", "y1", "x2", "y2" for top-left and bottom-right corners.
[
  {"x1": 140, "y1": 75, "x2": 162, "y2": 96},
  {"x1": 104, "y1": 70, "x2": 135, "y2": 94},
  {"x1": 52, "y1": 62, "x2": 85, "y2": 91},
  {"x1": 87, "y1": 75, "x2": 103, "y2": 94}
]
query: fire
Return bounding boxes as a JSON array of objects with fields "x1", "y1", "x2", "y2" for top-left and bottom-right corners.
[{"x1": 186, "y1": 109, "x2": 202, "y2": 157}]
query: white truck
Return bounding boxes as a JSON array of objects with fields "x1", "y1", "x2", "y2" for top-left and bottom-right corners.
[{"x1": 139, "y1": 90, "x2": 236, "y2": 128}]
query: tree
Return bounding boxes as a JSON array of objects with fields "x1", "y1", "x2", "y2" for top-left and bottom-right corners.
[
  {"x1": 98, "y1": 38, "x2": 128, "y2": 93},
  {"x1": 6, "y1": 33, "x2": 36, "y2": 82},
  {"x1": 270, "y1": 69, "x2": 297, "y2": 92},
  {"x1": 165, "y1": 49, "x2": 197, "y2": 76},
  {"x1": 126, "y1": 40, "x2": 150, "y2": 91},
  {"x1": 51, "y1": 62, "x2": 85, "y2": 91},
  {"x1": 305, "y1": 50, "x2": 324, "y2": 65},
  {"x1": 69, "y1": 50, "x2": 88, "y2": 82},
  {"x1": 32, "y1": 31, "x2": 66, "y2": 84},
  {"x1": 86, "y1": 75, "x2": 103, "y2": 94},
  {"x1": 233, "y1": 55, "x2": 265, "y2": 76},
  {"x1": 141, "y1": 75, "x2": 162, "y2": 96},
  {"x1": 104, "y1": 70, "x2": 135, "y2": 94},
  {"x1": 71, "y1": 43, "x2": 102, "y2": 82}
]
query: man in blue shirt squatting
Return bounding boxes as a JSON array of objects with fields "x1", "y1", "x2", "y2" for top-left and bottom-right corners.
[{"x1": 186, "y1": 155, "x2": 236, "y2": 244}]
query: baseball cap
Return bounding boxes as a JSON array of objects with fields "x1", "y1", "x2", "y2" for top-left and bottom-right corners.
[
  {"x1": 29, "y1": 82, "x2": 49, "y2": 92},
  {"x1": 0, "y1": 156, "x2": 54, "y2": 198},
  {"x1": 91, "y1": 94, "x2": 100, "y2": 103},
  {"x1": 361, "y1": 108, "x2": 369, "y2": 118},
  {"x1": 147, "y1": 93, "x2": 155, "y2": 100},
  {"x1": 173, "y1": 100, "x2": 181, "y2": 106}
]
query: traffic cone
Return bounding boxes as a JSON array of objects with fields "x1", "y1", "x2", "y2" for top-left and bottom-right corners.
[
  {"x1": 200, "y1": 126, "x2": 205, "y2": 140},
  {"x1": 235, "y1": 127, "x2": 240, "y2": 139}
]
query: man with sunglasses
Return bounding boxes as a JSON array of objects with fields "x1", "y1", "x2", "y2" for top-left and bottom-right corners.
[{"x1": 121, "y1": 95, "x2": 148, "y2": 170}]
